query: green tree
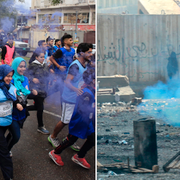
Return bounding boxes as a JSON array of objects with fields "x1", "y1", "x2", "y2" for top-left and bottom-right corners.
[{"x1": 50, "y1": 0, "x2": 63, "y2": 5}]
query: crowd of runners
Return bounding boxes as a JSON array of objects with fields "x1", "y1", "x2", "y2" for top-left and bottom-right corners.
[{"x1": 0, "y1": 33, "x2": 95, "y2": 180}]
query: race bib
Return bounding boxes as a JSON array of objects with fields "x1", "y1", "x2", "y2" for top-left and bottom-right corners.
[
  {"x1": 78, "y1": 81, "x2": 84, "y2": 89},
  {"x1": 0, "y1": 101, "x2": 13, "y2": 117}
]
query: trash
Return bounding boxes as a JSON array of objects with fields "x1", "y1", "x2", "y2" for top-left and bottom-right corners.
[
  {"x1": 166, "y1": 134, "x2": 170, "y2": 137},
  {"x1": 156, "y1": 122, "x2": 160, "y2": 125},
  {"x1": 105, "y1": 139, "x2": 112, "y2": 144},
  {"x1": 131, "y1": 97, "x2": 142, "y2": 105},
  {"x1": 123, "y1": 132, "x2": 130, "y2": 134},
  {"x1": 132, "y1": 145, "x2": 134, "y2": 148},
  {"x1": 118, "y1": 102, "x2": 126, "y2": 106},
  {"x1": 106, "y1": 129, "x2": 110, "y2": 132},
  {"x1": 113, "y1": 159, "x2": 122, "y2": 162},
  {"x1": 107, "y1": 171, "x2": 118, "y2": 176},
  {"x1": 118, "y1": 140, "x2": 128, "y2": 145}
]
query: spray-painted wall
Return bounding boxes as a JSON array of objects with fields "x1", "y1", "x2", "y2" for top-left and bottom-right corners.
[{"x1": 97, "y1": 14, "x2": 180, "y2": 82}]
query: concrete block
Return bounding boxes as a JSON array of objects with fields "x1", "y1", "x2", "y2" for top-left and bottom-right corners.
[
  {"x1": 98, "y1": 75, "x2": 129, "y2": 88},
  {"x1": 97, "y1": 86, "x2": 136, "y2": 103}
]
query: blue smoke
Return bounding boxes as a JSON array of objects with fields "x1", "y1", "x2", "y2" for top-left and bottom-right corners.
[
  {"x1": 1, "y1": 17, "x2": 15, "y2": 33},
  {"x1": 138, "y1": 77, "x2": 180, "y2": 126}
]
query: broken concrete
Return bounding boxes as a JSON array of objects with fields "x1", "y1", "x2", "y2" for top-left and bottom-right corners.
[{"x1": 97, "y1": 75, "x2": 136, "y2": 103}]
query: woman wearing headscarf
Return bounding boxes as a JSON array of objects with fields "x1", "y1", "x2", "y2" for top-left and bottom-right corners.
[
  {"x1": 6, "y1": 57, "x2": 37, "y2": 155},
  {"x1": 0, "y1": 64, "x2": 21, "y2": 180}
]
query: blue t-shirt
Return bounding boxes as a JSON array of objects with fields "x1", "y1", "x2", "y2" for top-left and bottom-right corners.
[
  {"x1": 69, "y1": 87, "x2": 95, "y2": 139},
  {"x1": 53, "y1": 45, "x2": 60, "y2": 53},
  {"x1": 46, "y1": 45, "x2": 55, "y2": 57},
  {"x1": 54, "y1": 47, "x2": 75, "y2": 75},
  {"x1": 62, "y1": 60, "x2": 87, "y2": 104},
  {"x1": 0, "y1": 84, "x2": 16, "y2": 126},
  {"x1": 11, "y1": 76, "x2": 29, "y2": 121}
]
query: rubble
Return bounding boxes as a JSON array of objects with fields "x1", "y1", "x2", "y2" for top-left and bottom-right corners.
[{"x1": 97, "y1": 98, "x2": 180, "y2": 180}]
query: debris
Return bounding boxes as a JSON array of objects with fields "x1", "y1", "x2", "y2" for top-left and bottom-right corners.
[
  {"x1": 123, "y1": 132, "x2": 130, "y2": 134},
  {"x1": 118, "y1": 140, "x2": 128, "y2": 145},
  {"x1": 163, "y1": 151, "x2": 180, "y2": 172},
  {"x1": 131, "y1": 97, "x2": 142, "y2": 105},
  {"x1": 106, "y1": 129, "x2": 111, "y2": 132},
  {"x1": 97, "y1": 162, "x2": 159, "y2": 174},
  {"x1": 105, "y1": 139, "x2": 111, "y2": 144},
  {"x1": 107, "y1": 171, "x2": 118, "y2": 176}
]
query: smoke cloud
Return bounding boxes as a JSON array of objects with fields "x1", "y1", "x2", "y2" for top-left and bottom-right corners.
[{"x1": 138, "y1": 77, "x2": 180, "y2": 126}]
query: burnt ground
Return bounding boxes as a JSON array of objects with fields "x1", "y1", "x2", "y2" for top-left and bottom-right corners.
[{"x1": 97, "y1": 102, "x2": 180, "y2": 180}]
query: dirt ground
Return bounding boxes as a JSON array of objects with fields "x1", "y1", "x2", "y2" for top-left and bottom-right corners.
[{"x1": 97, "y1": 101, "x2": 180, "y2": 180}]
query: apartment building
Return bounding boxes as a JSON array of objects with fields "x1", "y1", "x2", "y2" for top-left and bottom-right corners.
[{"x1": 31, "y1": 0, "x2": 95, "y2": 31}]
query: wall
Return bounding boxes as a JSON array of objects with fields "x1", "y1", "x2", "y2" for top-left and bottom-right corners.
[
  {"x1": 97, "y1": 0, "x2": 138, "y2": 14},
  {"x1": 97, "y1": 14, "x2": 180, "y2": 82}
]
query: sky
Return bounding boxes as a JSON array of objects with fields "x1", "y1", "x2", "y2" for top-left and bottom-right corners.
[{"x1": 15, "y1": 0, "x2": 31, "y2": 9}]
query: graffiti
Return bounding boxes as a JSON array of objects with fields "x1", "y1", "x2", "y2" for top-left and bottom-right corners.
[
  {"x1": 97, "y1": 37, "x2": 180, "y2": 81},
  {"x1": 97, "y1": 39, "x2": 121, "y2": 62},
  {"x1": 126, "y1": 42, "x2": 146, "y2": 58}
]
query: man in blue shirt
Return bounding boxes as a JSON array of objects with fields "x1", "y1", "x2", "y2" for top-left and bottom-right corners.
[
  {"x1": 49, "y1": 68, "x2": 95, "y2": 169},
  {"x1": 50, "y1": 34, "x2": 75, "y2": 80},
  {"x1": 48, "y1": 43, "x2": 93, "y2": 151}
]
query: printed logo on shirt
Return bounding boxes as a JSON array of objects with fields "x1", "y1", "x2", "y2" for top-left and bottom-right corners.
[
  {"x1": 0, "y1": 101, "x2": 13, "y2": 117},
  {"x1": 89, "y1": 113, "x2": 93, "y2": 119},
  {"x1": 78, "y1": 81, "x2": 84, "y2": 89}
]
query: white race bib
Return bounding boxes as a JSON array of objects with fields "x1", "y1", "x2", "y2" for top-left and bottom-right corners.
[{"x1": 0, "y1": 101, "x2": 13, "y2": 117}]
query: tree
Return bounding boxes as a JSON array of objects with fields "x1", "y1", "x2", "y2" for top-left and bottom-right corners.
[{"x1": 50, "y1": 0, "x2": 63, "y2": 5}]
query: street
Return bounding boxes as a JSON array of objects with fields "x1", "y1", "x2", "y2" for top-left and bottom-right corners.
[{"x1": 0, "y1": 92, "x2": 95, "y2": 180}]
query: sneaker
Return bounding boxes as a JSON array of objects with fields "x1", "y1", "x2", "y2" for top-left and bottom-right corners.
[
  {"x1": 37, "y1": 126, "x2": 50, "y2": 135},
  {"x1": 49, "y1": 150, "x2": 64, "y2": 166},
  {"x1": 63, "y1": 137, "x2": 80, "y2": 152},
  {"x1": 48, "y1": 135, "x2": 60, "y2": 148},
  {"x1": 72, "y1": 154, "x2": 90, "y2": 169},
  {"x1": 9, "y1": 151, "x2": 12, "y2": 157},
  {"x1": 71, "y1": 143, "x2": 80, "y2": 152}
]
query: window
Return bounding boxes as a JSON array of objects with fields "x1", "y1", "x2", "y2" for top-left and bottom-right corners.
[
  {"x1": 64, "y1": 13, "x2": 89, "y2": 24},
  {"x1": 38, "y1": 14, "x2": 61, "y2": 24},
  {"x1": 92, "y1": 12, "x2": 95, "y2": 24}
]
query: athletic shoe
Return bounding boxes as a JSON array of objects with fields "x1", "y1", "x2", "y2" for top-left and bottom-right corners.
[
  {"x1": 37, "y1": 126, "x2": 50, "y2": 135},
  {"x1": 9, "y1": 151, "x2": 12, "y2": 157},
  {"x1": 72, "y1": 154, "x2": 90, "y2": 169},
  {"x1": 71, "y1": 143, "x2": 80, "y2": 152},
  {"x1": 49, "y1": 150, "x2": 64, "y2": 166},
  {"x1": 48, "y1": 135, "x2": 60, "y2": 148}
]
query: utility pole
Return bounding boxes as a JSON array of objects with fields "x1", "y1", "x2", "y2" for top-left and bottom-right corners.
[
  {"x1": 21, "y1": 14, "x2": 23, "y2": 41},
  {"x1": 75, "y1": 10, "x2": 78, "y2": 39}
]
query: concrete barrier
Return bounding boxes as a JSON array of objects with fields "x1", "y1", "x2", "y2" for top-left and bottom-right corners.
[{"x1": 97, "y1": 75, "x2": 136, "y2": 103}]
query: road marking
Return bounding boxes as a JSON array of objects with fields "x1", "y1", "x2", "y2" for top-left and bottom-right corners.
[
  {"x1": 27, "y1": 104, "x2": 61, "y2": 118},
  {"x1": 44, "y1": 110, "x2": 61, "y2": 118}
]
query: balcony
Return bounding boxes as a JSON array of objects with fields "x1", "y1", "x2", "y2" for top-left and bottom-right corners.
[{"x1": 33, "y1": 0, "x2": 95, "y2": 9}]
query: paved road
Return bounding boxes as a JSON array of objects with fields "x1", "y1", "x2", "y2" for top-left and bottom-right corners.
[{"x1": 0, "y1": 92, "x2": 95, "y2": 180}]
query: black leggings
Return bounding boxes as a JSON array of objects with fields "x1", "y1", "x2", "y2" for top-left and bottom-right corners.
[
  {"x1": 27, "y1": 95, "x2": 45, "y2": 127},
  {"x1": 55, "y1": 132, "x2": 95, "y2": 158},
  {"x1": 0, "y1": 126, "x2": 13, "y2": 180}
]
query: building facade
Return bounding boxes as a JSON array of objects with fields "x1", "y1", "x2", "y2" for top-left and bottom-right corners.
[
  {"x1": 17, "y1": 0, "x2": 95, "y2": 48},
  {"x1": 31, "y1": 0, "x2": 95, "y2": 31}
]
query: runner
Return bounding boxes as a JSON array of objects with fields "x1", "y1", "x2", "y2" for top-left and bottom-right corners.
[
  {"x1": 48, "y1": 43, "x2": 93, "y2": 150},
  {"x1": 49, "y1": 68, "x2": 95, "y2": 169}
]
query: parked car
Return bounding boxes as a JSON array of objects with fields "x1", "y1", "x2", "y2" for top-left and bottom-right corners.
[
  {"x1": 0, "y1": 33, "x2": 30, "y2": 56},
  {"x1": 14, "y1": 40, "x2": 30, "y2": 56}
]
